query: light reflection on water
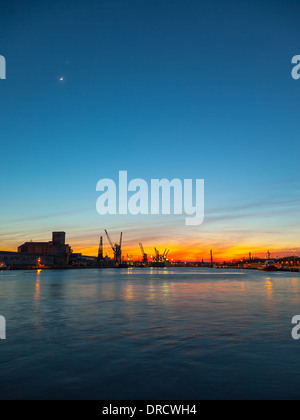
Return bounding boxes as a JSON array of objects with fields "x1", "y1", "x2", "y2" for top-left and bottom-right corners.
[{"x1": 0, "y1": 267, "x2": 300, "y2": 400}]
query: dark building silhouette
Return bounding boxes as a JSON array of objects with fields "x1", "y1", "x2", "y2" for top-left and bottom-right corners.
[{"x1": 18, "y1": 232, "x2": 72, "y2": 266}]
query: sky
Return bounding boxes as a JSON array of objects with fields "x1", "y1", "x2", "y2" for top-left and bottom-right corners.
[{"x1": 0, "y1": 0, "x2": 300, "y2": 261}]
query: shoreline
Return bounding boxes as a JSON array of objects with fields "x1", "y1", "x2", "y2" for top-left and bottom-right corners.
[{"x1": 1, "y1": 265, "x2": 299, "y2": 273}]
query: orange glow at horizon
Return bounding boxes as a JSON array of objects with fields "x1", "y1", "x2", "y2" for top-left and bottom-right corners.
[
  {"x1": 73, "y1": 242, "x2": 296, "y2": 262},
  {"x1": 1, "y1": 225, "x2": 298, "y2": 263}
]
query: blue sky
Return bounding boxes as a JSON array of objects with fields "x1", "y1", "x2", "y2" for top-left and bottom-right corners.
[{"x1": 0, "y1": 0, "x2": 300, "y2": 259}]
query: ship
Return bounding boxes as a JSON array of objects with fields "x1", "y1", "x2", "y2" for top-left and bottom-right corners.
[
  {"x1": 150, "y1": 262, "x2": 166, "y2": 268},
  {"x1": 262, "y1": 260, "x2": 278, "y2": 272}
]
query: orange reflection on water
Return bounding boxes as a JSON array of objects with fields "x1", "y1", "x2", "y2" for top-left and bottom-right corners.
[
  {"x1": 265, "y1": 278, "x2": 274, "y2": 305},
  {"x1": 123, "y1": 282, "x2": 134, "y2": 301},
  {"x1": 34, "y1": 271, "x2": 42, "y2": 303},
  {"x1": 34, "y1": 270, "x2": 42, "y2": 332}
]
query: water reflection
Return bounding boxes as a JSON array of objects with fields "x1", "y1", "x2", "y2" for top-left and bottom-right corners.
[
  {"x1": 123, "y1": 282, "x2": 134, "y2": 301},
  {"x1": 34, "y1": 273, "x2": 41, "y2": 303},
  {"x1": 265, "y1": 277, "x2": 274, "y2": 306},
  {"x1": 34, "y1": 269, "x2": 42, "y2": 332},
  {"x1": 1, "y1": 268, "x2": 300, "y2": 400}
]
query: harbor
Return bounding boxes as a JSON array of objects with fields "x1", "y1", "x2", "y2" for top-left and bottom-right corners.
[
  {"x1": 0, "y1": 267, "x2": 300, "y2": 400},
  {"x1": 0, "y1": 230, "x2": 299, "y2": 273}
]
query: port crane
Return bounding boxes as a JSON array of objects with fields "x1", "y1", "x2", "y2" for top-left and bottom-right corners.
[
  {"x1": 163, "y1": 249, "x2": 169, "y2": 260},
  {"x1": 105, "y1": 230, "x2": 122, "y2": 265},
  {"x1": 139, "y1": 243, "x2": 148, "y2": 264},
  {"x1": 98, "y1": 236, "x2": 103, "y2": 261},
  {"x1": 127, "y1": 254, "x2": 134, "y2": 266},
  {"x1": 153, "y1": 247, "x2": 160, "y2": 263},
  {"x1": 152, "y1": 248, "x2": 170, "y2": 263}
]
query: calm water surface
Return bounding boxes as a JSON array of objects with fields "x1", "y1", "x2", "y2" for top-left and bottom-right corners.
[{"x1": 0, "y1": 267, "x2": 300, "y2": 400}]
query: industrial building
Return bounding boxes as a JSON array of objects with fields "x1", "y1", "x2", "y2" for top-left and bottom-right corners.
[
  {"x1": 0, "y1": 251, "x2": 55, "y2": 268},
  {"x1": 18, "y1": 231, "x2": 72, "y2": 266},
  {"x1": 0, "y1": 232, "x2": 72, "y2": 268}
]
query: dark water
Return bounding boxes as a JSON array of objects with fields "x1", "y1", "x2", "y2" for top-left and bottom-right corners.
[{"x1": 0, "y1": 267, "x2": 300, "y2": 400}]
